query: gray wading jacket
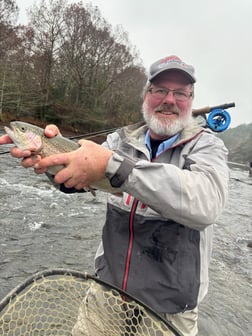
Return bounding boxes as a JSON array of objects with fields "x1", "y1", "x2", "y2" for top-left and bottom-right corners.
[{"x1": 95, "y1": 120, "x2": 229, "y2": 314}]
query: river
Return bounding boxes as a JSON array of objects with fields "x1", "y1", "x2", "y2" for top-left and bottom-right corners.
[{"x1": 0, "y1": 141, "x2": 251, "y2": 335}]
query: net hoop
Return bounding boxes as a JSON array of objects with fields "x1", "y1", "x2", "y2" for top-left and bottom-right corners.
[{"x1": 0, "y1": 268, "x2": 183, "y2": 336}]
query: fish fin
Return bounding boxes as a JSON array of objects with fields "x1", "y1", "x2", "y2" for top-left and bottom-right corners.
[{"x1": 83, "y1": 186, "x2": 96, "y2": 197}]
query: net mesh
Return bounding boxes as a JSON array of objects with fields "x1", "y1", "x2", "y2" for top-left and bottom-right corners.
[{"x1": 0, "y1": 269, "x2": 180, "y2": 336}]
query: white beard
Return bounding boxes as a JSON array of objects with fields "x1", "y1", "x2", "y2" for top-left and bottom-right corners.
[{"x1": 142, "y1": 101, "x2": 192, "y2": 137}]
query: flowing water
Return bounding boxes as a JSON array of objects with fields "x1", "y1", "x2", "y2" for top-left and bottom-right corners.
[{"x1": 0, "y1": 140, "x2": 251, "y2": 335}]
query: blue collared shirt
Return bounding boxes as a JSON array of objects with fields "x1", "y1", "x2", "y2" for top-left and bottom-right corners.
[{"x1": 145, "y1": 130, "x2": 180, "y2": 159}]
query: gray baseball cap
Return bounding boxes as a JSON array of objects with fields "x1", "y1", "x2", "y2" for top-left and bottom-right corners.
[{"x1": 148, "y1": 55, "x2": 196, "y2": 83}]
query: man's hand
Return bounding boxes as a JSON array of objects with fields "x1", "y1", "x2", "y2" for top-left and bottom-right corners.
[
  {"x1": 34, "y1": 140, "x2": 113, "y2": 190},
  {"x1": 21, "y1": 124, "x2": 61, "y2": 170}
]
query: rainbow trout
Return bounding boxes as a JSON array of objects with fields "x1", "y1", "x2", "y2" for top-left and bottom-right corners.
[{"x1": 4, "y1": 121, "x2": 121, "y2": 194}]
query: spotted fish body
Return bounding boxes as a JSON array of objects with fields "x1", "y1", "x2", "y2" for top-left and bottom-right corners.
[{"x1": 4, "y1": 121, "x2": 121, "y2": 194}]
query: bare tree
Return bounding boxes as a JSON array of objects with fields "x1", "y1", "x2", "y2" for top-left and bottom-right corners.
[
  {"x1": 57, "y1": 2, "x2": 145, "y2": 127},
  {"x1": 0, "y1": 0, "x2": 18, "y2": 119},
  {"x1": 27, "y1": 0, "x2": 67, "y2": 119},
  {"x1": 0, "y1": 0, "x2": 18, "y2": 29}
]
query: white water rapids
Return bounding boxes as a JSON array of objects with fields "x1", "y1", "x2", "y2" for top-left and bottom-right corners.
[{"x1": 0, "y1": 141, "x2": 251, "y2": 335}]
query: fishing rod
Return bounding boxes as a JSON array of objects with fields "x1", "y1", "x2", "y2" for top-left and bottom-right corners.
[
  {"x1": 0, "y1": 101, "x2": 235, "y2": 155},
  {"x1": 0, "y1": 150, "x2": 11, "y2": 155},
  {"x1": 192, "y1": 102, "x2": 235, "y2": 116},
  {"x1": 69, "y1": 127, "x2": 118, "y2": 140},
  {"x1": 69, "y1": 101, "x2": 235, "y2": 140}
]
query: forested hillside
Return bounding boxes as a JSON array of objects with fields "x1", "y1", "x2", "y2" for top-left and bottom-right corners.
[
  {"x1": 0, "y1": 0, "x2": 146, "y2": 133},
  {"x1": 218, "y1": 123, "x2": 252, "y2": 164}
]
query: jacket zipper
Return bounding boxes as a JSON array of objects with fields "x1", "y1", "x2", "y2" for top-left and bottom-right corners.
[
  {"x1": 122, "y1": 198, "x2": 139, "y2": 291},
  {"x1": 122, "y1": 152, "x2": 154, "y2": 291}
]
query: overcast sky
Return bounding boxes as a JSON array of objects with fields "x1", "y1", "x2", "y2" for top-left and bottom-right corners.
[{"x1": 16, "y1": 0, "x2": 252, "y2": 127}]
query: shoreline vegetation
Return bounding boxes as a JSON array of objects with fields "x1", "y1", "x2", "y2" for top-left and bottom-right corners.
[{"x1": 0, "y1": 113, "x2": 108, "y2": 143}]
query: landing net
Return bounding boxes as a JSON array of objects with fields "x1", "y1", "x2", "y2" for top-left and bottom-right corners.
[{"x1": 0, "y1": 268, "x2": 182, "y2": 336}]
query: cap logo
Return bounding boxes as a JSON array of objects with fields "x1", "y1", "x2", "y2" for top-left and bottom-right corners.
[
  {"x1": 161, "y1": 55, "x2": 181, "y2": 63},
  {"x1": 158, "y1": 56, "x2": 186, "y2": 69}
]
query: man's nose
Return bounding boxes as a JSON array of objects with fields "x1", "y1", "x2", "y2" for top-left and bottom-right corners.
[{"x1": 162, "y1": 91, "x2": 176, "y2": 103}]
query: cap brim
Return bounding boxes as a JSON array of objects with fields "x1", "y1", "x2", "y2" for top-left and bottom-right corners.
[{"x1": 148, "y1": 66, "x2": 196, "y2": 83}]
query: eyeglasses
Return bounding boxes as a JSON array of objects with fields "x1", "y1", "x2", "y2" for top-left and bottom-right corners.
[{"x1": 148, "y1": 87, "x2": 193, "y2": 102}]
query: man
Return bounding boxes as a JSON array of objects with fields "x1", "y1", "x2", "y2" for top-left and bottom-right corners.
[{"x1": 0, "y1": 55, "x2": 229, "y2": 335}]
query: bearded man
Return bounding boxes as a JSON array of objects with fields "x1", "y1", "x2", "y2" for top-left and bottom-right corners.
[{"x1": 0, "y1": 55, "x2": 229, "y2": 336}]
